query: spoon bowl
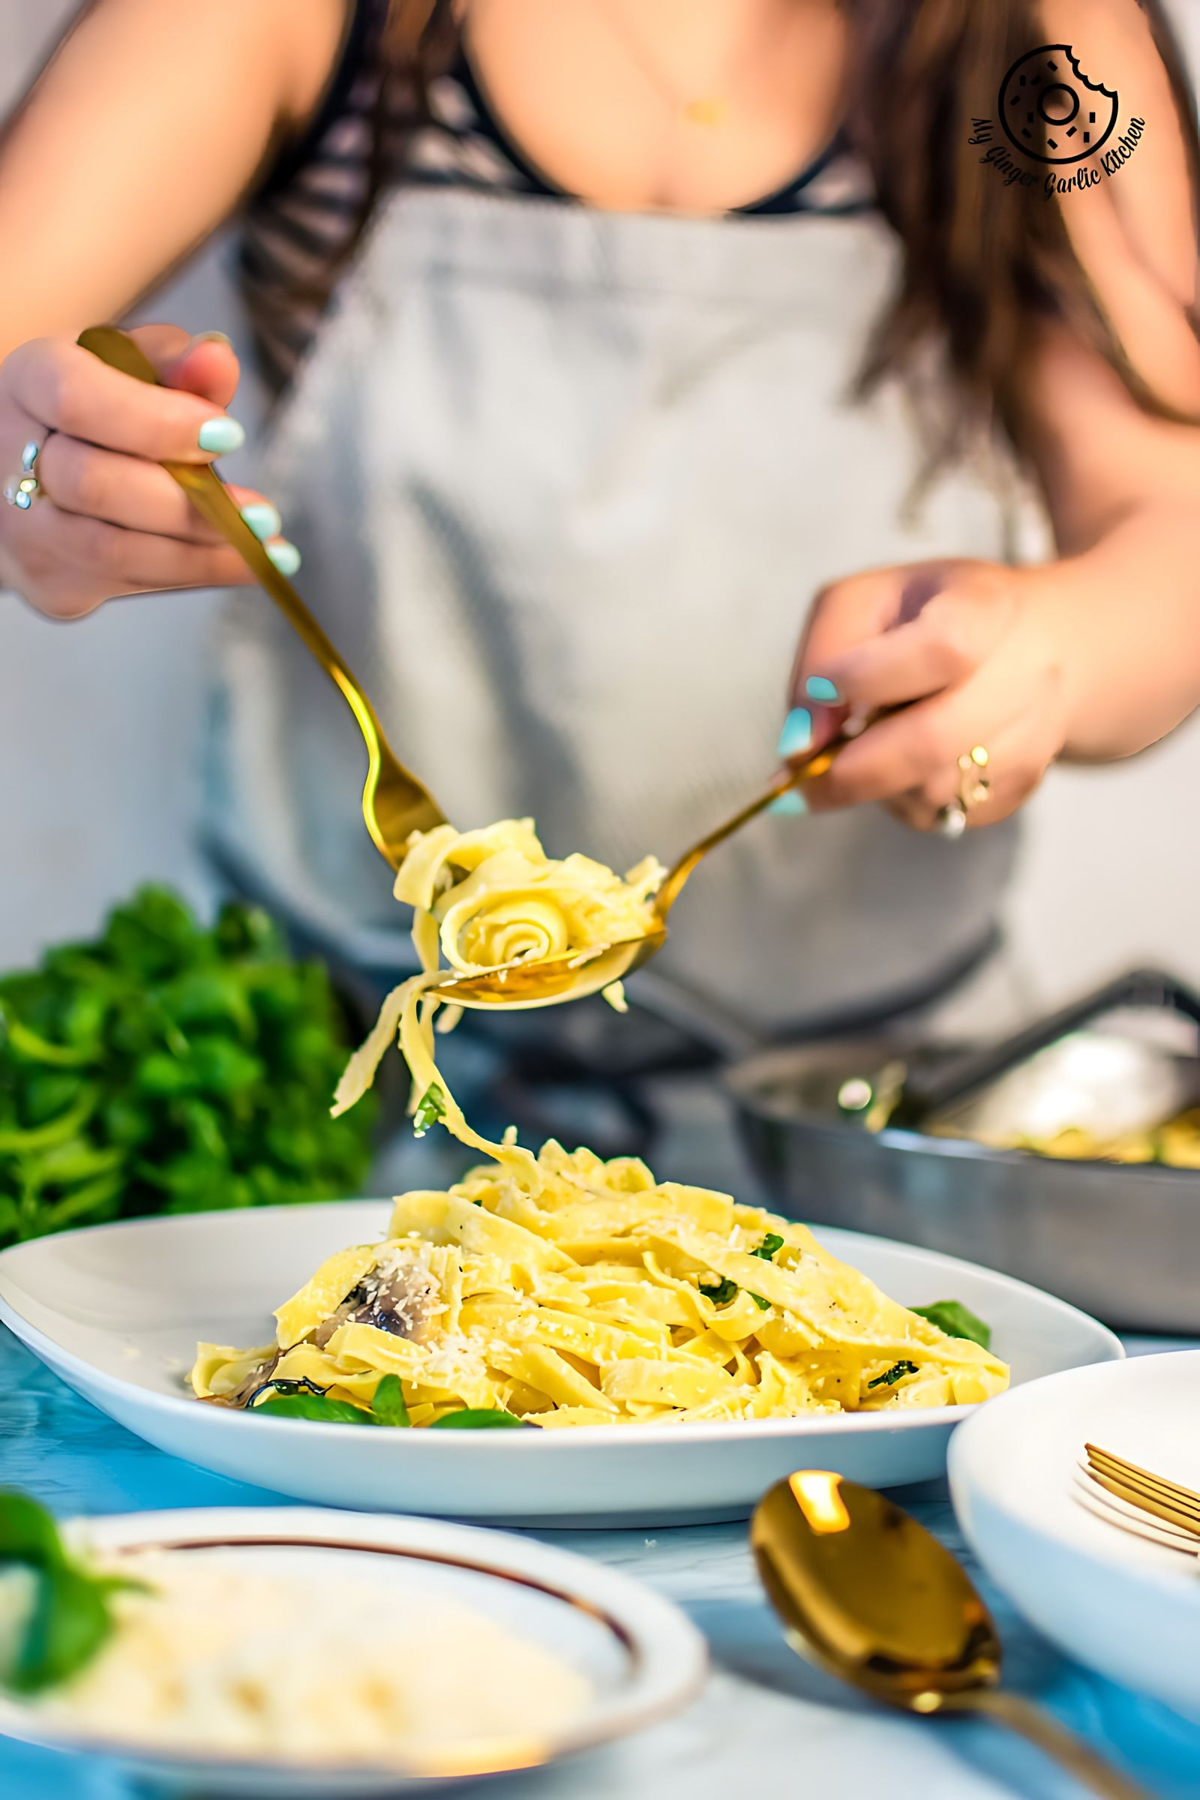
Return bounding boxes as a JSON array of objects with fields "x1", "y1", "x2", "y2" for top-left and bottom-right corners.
[
  {"x1": 442, "y1": 747, "x2": 844, "y2": 1011},
  {"x1": 432, "y1": 927, "x2": 666, "y2": 1011},
  {"x1": 751, "y1": 1470, "x2": 1150, "y2": 1800},
  {"x1": 752, "y1": 1471, "x2": 999, "y2": 1704}
]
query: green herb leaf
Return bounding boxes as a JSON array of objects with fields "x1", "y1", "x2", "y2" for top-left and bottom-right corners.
[
  {"x1": 910, "y1": 1301, "x2": 992, "y2": 1350},
  {"x1": 13, "y1": 1567, "x2": 113, "y2": 1695},
  {"x1": 867, "y1": 1359, "x2": 920, "y2": 1391},
  {"x1": 412, "y1": 1082, "x2": 447, "y2": 1138},
  {"x1": 0, "y1": 885, "x2": 375, "y2": 1251},
  {"x1": 0, "y1": 1492, "x2": 142, "y2": 1696},
  {"x1": 370, "y1": 1374, "x2": 410, "y2": 1428},
  {"x1": 749, "y1": 1292, "x2": 771, "y2": 1311},
  {"x1": 251, "y1": 1393, "x2": 376, "y2": 1425},
  {"x1": 428, "y1": 1409, "x2": 531, "y2": 1430},
  {"x1": 0, "y1": 1492, "x2": 66, "y2": 1569},
  {"x1": 699, "y1": 1275, "x2": 739, "y2": 1308},
  {"x1": 750, "y1": 1233, "x2": 785, "y2": 1262}
]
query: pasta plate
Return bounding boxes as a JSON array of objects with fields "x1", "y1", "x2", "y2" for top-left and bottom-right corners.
[{"x1": 0, "y1": 1204, "x2": 1121, "y2": 1526}]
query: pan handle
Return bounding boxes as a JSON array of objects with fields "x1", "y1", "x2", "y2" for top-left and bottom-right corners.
[{"x1": 889, "y1": 967, "x2": 1200, "y2": 1129}]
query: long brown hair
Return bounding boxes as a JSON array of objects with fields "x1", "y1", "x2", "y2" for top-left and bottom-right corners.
[
  {"x1": 353, "y1": 0, "x2": 1200, "y2": 457},
  {"x1": 846, "y1": 0, "x2": 1200, "y2": 456}
]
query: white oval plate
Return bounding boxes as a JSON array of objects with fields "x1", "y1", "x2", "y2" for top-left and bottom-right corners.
[
  {"x1": 0, "y1": 1203, "x2": 1121, "y2": 1526},
  {"x1": 949, "y1": 1351, "x2": 1200, "y2": 1719},
  {"x1": 0, "y1": 1506, "x2": 706, "y2": 1795}
]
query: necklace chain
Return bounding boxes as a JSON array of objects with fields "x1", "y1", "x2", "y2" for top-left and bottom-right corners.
[{"x1": 583, "y1": 0, "x2": 759, "y2": 127}]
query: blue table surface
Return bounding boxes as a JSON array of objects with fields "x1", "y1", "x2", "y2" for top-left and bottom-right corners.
[{"x1": 3, "y1": 1325, "x2": 1200, "y2": 1800}]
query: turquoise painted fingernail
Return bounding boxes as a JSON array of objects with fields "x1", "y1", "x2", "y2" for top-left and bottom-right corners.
[
  {"x1": 266, "y1": 539, "x2": 301, "y2": 577},
  {"x1": 240, "y1": 501, "x2": 282, "y2": 542},
  {"x1": 770, "y1": 789, "x2": 809, "y2": 818},
  {"x1": 777, "y1": 707, "x2": 813, "y2": 758},
  {"x1": 806, "y1": 676, "x2": 840, "y2": 704},
  {"x1": 198, "y1": 416, "x2": 245, "y2": 454}
]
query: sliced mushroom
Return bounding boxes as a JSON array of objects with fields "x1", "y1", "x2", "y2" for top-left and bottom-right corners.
[{"x1": 313, "y1": 1251, "x2": 440, "y2": 1348}]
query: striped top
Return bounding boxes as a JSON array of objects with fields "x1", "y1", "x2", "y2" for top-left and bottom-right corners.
[{"x1": 237, "y1": 0, "x2": 876, "y2": 393}]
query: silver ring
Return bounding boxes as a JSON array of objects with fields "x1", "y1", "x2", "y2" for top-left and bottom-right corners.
[
  {"x1": 3, "y1": 433, "x2": 50, "y2": 511},
  {"x1": 934, "y1": 799, "x2": 968, "y2": 840}
]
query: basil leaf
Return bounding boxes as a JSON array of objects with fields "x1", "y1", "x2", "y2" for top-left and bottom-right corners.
[
  {"x1": 244, "y1": 1376, "x2": 331, "y2": 1409},
  {"x1": 0, "y1": 1491, "x2": 67, "y2": 1571},
  {"x1": 749, "y1": 1293, "x2": 771, "y2": 1312},
  {"x1": 867, "y1": 1359, "x2": 920, "y2": 1391},
  {"x1": 911, "y1": 1300, "x2": 992, "y2": 1350},
  {"x1": 0, "y1": 1492, "x2": 143, "y2": 1696},
  {"x1": 699, "y1": 1276, "x2": 738, "y2": 1308},
  {"x1": 11, "y1": 1565, "x2": 114, "y2": 1696},
  {"x1": 428, "y1": 1409, "x2": 531, "y2": 1430},
  {"x1": 252, "y1": 1394, "x2": 376, "y2": 1425},
  {"x1": 750, "y1": 1233, "x2": 785, "y2": 1262},
  {"x1": 412, "y1": 1082, "x2": 447, "y2": 1138},
  {"x1": 370, "y1": 1374, "x2": 410, "y2": 1428}
]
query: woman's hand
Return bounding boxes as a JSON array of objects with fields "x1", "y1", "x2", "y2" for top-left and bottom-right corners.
[
  {"x1": 0, "y1": 324, "x2": 297, "y2": 619},
  {"x1": 781, "y1": 559, "x2": 1070, "y2": 831}
]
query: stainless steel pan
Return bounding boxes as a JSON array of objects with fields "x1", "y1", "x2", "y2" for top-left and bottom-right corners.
[{"x1": 725, "y1": 1032, "x2": 1200, "y2": 1334}]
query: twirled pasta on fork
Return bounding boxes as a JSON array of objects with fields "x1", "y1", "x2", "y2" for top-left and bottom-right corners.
[{"x1": 332, "y1": 818, "x2": 665, "y2": 1176}]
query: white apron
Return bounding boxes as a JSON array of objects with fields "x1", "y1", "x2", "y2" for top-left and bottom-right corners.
[{"x1": 203, "y1": 187, "x2": 1025, "y2": 1050}]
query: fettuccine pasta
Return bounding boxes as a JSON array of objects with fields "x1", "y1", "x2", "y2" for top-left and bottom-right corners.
[
  {"x1": 331, "y1": 820, "x2": 664, "y2": 1181},
  {"x1": 192, "y1": 1142, "x2": 1009, "y2": 1426}
]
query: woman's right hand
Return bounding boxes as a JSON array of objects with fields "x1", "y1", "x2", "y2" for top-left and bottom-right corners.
[{"x1": 0, "y1": 324, "x2": 298, "y2": 618}]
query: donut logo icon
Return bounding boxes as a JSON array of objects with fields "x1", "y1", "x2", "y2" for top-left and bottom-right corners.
[{"x1": 999, "y1": 44, "x2": 1119, "y2": 165}]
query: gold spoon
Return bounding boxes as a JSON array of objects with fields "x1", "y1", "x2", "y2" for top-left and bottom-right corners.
[
  {"x1": 80, "y1": 325, "x2": 848, "y2": 1011},
  {"x1": 429, "y1": 746, "x2": 846, "y2": 1010},
  {"x1": 751, "y1": 1470, "x2": 1151, "y2": 1800},
  {"x1": 78, "y1": 327, "x2": 445, "y2": 862}
]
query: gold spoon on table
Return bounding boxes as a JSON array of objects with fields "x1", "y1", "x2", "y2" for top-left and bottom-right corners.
[
  {"x1": 751, "y1": 1471, "x2": 1152, "y2": 1800},
  {"x1": 80, "y1": 325, "x2": 850, "y2": 1011}
]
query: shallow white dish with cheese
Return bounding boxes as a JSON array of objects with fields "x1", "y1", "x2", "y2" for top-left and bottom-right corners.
[
  {"x1": 0, "y1": 1204, "x2": 1119, "y2": 1525},
  {"x1": 0, "y1": 1506, "x2": 704, "y2": 1794}
]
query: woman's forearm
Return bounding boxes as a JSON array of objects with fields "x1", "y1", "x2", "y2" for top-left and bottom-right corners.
[
  {"x1": 0, "y1": 0, "x2": 346, "y2": 358},
  {"x1": 1038, "y1": 500, "x2": 1200, "y2": 763}
]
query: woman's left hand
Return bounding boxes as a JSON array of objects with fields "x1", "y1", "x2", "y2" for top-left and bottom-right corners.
[{"x1": 782, "y1": 558, "x2": 1069, "y2": 831}]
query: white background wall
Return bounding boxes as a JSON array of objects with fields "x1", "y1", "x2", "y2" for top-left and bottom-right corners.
[{"x1": 2, "y1": 1, "x2": 1199, "y2": 1010}]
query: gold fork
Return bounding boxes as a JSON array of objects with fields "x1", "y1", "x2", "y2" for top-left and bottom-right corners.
[
  {"x1": 1083, "y1": 1443, "x2": 1200, "y2": 1539},
  {"x1": 79, "y1": 328, "x2": 446, "y2": 865}
]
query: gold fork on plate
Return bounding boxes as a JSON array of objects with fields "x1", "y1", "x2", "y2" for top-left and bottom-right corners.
[{"x1": 1075, "y1": 1444, "x2": 1200, "y2": 1551}]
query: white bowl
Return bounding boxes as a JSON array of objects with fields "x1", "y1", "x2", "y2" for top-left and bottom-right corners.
[
  {"x1": 0, "y1": 1203, "x2": 1121, "y2": 1527},
  {"x1": 949, "y1": 1351, "x2": 1200, "y2": 1718},
  {"x1": 0, "y1": 1505, "x2": 705, "y2": 1795}
]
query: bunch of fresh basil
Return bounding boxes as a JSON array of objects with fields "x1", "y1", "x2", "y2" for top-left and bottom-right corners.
[{"x1": 0, "y1": 886, "x2": 376, "y2": 1247}]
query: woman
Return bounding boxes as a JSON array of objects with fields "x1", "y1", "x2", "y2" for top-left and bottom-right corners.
[{"x1": 1, "y1": 0, "x2": 1198, "y2": 1169}]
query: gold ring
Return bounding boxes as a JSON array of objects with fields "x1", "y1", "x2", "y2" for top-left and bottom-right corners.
[{"x1": 957, "y1": 745, "x2": 991, "y2": 812}]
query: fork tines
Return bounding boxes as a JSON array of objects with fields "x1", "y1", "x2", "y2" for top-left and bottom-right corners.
[
  {"x1": 1077, "y1": 1443, "x2": 1200, "y2": 1549},
  {"x1": 1074, "y1": 1464, "x2": 1199, "y2": 1553}
]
